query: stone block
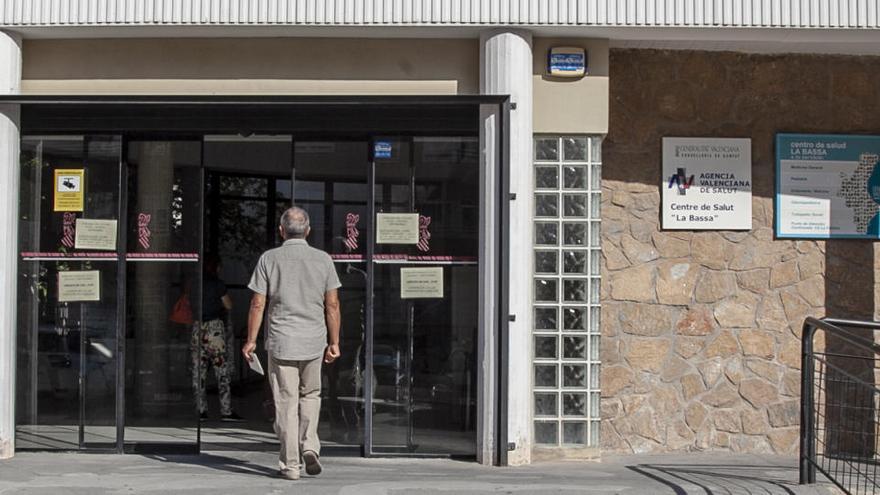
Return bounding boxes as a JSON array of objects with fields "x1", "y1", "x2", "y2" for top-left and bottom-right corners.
[
  {"x1": 697, "y1": 357, "x2": 724, "y2": 388},
  {"x1": 724, "y1": 359, "x2": 745, "y2": 385},
  {"x1": 674, "y1": 337, "x2": 704, "y2": 359},
  {"x1": 603, "y1": 242, "x2": 631, "y2": 271},
  {"x1": 739, "y1": 378, "x2": 779, "y2": 408},
  {"x1": 660, "y1": 355, "x2": 691, "y2": 382},
  {"x1": 653, "y1": 232, "x2": 691, "y2": 258},
  {"x1": 620, "y1": 303, "x2": 676, "y2": 337},
  {"x1": 695, "y1": 271, "x2": 737, "y2": 304},
  {"x1": 630, "y1": 409, "x2": 663, "y2": 443},
  {"x1": 691, "y1": 232, "x2": 728, "y2": 270},
  {"x1": 741, "y1": 409, "x2": 769, "y2": 435},
  {"x1": 704, "y1": 330, "x2": 740, "y2": 358},
  {"x1": 680, "y1": 373, "x2": 705, "y2": 400},
  {"x1": 667, "y1": 419, "x2": 696, "y2": 451},
  {"x1": 656, "y1": 260, "x2": 700, "y2": 305},
  {"x1": 736, "y1": 268, "x2": 770, "y2": 293},
  {"x1": 768, "y1": 428, "x2": 799, "y2": 454},
  {"x1": 685, "y1": 402, "x2": 708, "y2": 430},
  {"x1": 675, "y1": 307, "x2": 715, "y2": 336},
  {"x1": 770, "y1": 260, "x2": 799, "y2": 288},
  {"x1": 738, "y1": 329, "x2": 775, "y2": 359},
  {"x1": 649, "y1": 385, "x2": 681, "y2": 417},
  {"x1": 798, "y1": 253, "x2": 824, "y2": 278},
  {"x1": 621, "y1": 234, "x2": 659, "y2": 263},
  {"x1": 745, "y1": 358, "x2": 783, "y2": 383},
  {"x1": 714, "y1": 299, "x2": 756, "y2": 328},
  {"x1": 767, "y1": 400, "x2": 800, "y2": 427},
  {"x1": 714, "y1": 409, "x2": 742, "y2": 433},
  {"x1": 702, "y1": 382, "x2": 740, "y2": 408},
  {"x1": 601, "y1": 365, "x2": 635, "y2": 398},
  {"x1": 610, "y1": 264, "x2": 656, "y2": 303},
  {"x1": 624, "y1": 339, "x2": 672, "y2": 374},
  {"x1": 630, "y1": 219, "x2": 655, "y2": 243},
  {"x1": 778, "y1": 337, "x2": 801, "y2": 369},
  {"x1": 781, "y1": 371, "x2": 801, "y2": 396},
  {"x1": 795, "y1": 275, "x2": 824, "y2": 308}
]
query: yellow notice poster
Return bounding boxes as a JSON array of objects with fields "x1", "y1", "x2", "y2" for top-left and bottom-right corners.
[
  {"x1": 400, "y1": 267, "x2": 444, "y2": 299},
  {"x1": 53, "y1": 169, "x2": 85, "y2": 212},
  {"x1": 376, "y1": 213, "x2": 419, "y2": 244},
  {"x1": 74, "y1": 219, "x2": 118, "y2": 250},
  {"x1": 58, "y1": 270, "x2": 101, "y2": 302}
]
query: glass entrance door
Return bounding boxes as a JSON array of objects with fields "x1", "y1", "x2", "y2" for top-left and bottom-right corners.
[
  {"x1": 123, "y1": 140, "x2": 202, "y2": 452},
  {"x1": 16, "y1": 135, "x2": 123, "y2": 450},
  {"x1": 368, "y1": 137, "x2": 479, "y2": 456}
]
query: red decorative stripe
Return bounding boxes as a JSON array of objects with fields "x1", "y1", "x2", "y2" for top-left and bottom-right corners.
[
  {"x1": 126, "y1": 253, "x2": 199, "y2": 259},
  {"x1": 21, "y1": 252, "x2": 117, "y2": 258}
]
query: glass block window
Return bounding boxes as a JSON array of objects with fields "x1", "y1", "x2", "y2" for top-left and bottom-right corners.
[{"x1": 532, "y1": 135, "x2": 602, "y2": 448}]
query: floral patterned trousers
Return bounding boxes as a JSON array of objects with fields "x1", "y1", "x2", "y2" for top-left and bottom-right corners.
[{"x1": 191, "y1": 318, "x2": 232, "y2": 416}]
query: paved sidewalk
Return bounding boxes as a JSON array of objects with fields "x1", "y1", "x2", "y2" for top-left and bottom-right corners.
[{"x1": 0, "y1": 451, "x2": 836, "y2": 494}]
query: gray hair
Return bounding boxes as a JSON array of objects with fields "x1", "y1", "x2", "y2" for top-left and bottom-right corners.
[{"x1": 280, "y1": 206, "x2": 310, "y2": 239}]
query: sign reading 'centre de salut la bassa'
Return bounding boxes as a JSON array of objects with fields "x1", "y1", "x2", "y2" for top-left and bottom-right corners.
[{"x1": 661, "y1": 137, "x2": 753, "y2": 230}]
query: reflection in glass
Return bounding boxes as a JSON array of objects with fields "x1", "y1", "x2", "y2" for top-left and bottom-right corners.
[
  {"x1": 534, "y1": 364, "x2": 558, "y2": 388},
  {"x1": 535, "y1": 166, "x2": 558, "y2": 189},
  {"x1": 563, "y1": 308, "x2": 587, "y2": 331},
  {"x1": 534, "y1": 336, "x2": 558, "y2": 359},
  {"x1": 563, "y1": 223, "x2": 587, "y2": 246},
  {"x1": 535, "y1": 279, "x2": 558, "y2": 302},
  {"x1": 563, "y1": 194, "x2": 588, "y2": 218},
  {"x1": 563, "y1": 137, "x2": 588, "y2": 161},
  {"x1": 563, "y1": 251, "x2": 588, "y2": 274},
  {"x1": 563, "y1": 421, "x2": 587, "y2": 445},
  {"x1": 535, "y1": 222, "x2": 558, "y2": 246},
  {"x1": 535, "y1": 393, "x2": 558, "y2": 416},
  {"x1": 535, "y1": 194, "x2": 559, "y2": 218},
  {"x1": 534, "y1": 307, "x2": 558, "y2": 330},
  {"x1": 563, "y1": 279, "x2": 588, "y2": 303},
  {"x1": 563, "y1": 393, "x2": 587, "y2": 416},
  {"x1": 535, "y1": 251, "x2": 557, "y2": 274},
  {"x1": 563, "y1": 166, "x2": 587, "y2": 189},
  {"x1": 535, "y1": 138, "x2": 558, "y2": 161},
  {"x1": 534, "y1": 421, "x2": 558, "y2": 445},
  {"x1": 563, "y1": 336, "x2": 587, "y2": 360},
  {"x1": 563, "y1": 364, "x2": 587, "y2": 388}
]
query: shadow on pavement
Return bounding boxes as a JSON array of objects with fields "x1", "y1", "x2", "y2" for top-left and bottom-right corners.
[
  {"x1": 145, "y1": 453, "x2": 279, "y2": 478},
  {"x1": 626, "y1": 464, "x2": 799, "y2": 495}
]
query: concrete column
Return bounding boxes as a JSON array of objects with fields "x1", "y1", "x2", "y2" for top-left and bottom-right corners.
[
  {"x1": 480, "y1": 29, "x2": 533, "y2": 466},
  {"x1": 0, "y1": 29, "x2": 22, "y2": 460}
]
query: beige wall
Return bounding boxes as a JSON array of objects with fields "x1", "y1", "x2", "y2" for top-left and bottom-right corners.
[
  {"x1": 21, "y1": 38, "x2": 479, "y2": 95},
  {"x1": 532, "y1": 38, "x2": 609, "y2": 135}
]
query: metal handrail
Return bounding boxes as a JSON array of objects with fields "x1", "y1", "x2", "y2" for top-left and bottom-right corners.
[{"x1": 800, "y1": 317, "x2": 880, "y2": 494}]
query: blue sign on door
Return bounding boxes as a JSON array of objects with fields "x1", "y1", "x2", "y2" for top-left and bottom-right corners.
[{"x1": 374, "y1": 141, "x2": 392, "y2": 159}]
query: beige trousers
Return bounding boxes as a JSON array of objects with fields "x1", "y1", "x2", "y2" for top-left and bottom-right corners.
[{"x1": 268, "y1": 354, "x2": 322, "y2": 472}]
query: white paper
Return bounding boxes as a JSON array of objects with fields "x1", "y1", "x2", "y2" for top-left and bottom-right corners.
[{"x1": 247, "y1": 353, "x2": 265, "y2": 375}]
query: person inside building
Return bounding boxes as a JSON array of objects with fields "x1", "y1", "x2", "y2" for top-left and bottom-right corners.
[
  {"x1": 243, "y1": 206, "x2": 342, "y2": 481},
  {"x1": 192, "y1": 253, "x2": 243, "y2": 422}
]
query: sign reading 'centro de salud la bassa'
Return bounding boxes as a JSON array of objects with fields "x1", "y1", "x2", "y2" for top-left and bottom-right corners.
[
  {"x1": 777, "y1": 134, "x2": 880, "y2": 239},
  {"x1": 661, "y1": 137, "x2": 753, "y2": 230}
]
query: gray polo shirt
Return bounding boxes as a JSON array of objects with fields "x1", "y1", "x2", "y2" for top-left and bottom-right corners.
[{"x1": 248, "y1": 238, "x2": 342, "y2": 361}]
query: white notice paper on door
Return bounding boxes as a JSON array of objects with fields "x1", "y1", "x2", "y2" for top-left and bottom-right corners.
[
  {"x1": 400, "y1": 267, "x2": 444, "y2": 299},
  {"x1": 376, "y1": 213, "x2": 420, "y2": 244}
]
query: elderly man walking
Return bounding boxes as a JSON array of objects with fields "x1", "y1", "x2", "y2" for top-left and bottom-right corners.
[{"x1": 242, "y1": 206, "x2": 342, "y2": 481}]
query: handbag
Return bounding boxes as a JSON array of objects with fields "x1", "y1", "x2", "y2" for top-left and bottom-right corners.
[{"x1": 169, "y1": 293, "x2": 194, "y2": 325}]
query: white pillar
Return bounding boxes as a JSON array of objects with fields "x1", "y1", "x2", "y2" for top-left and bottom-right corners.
[
  {"x1": 480, "y1": 29, "x2": 533, "y2": 466},
  {"x1": 0, "y1": 29, "x2": 22, "y2": 460}
]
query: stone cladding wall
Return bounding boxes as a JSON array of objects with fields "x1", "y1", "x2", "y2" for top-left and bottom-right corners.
[{"x1": 600, "y1": 49, "x2": 880, "y2": 454}]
